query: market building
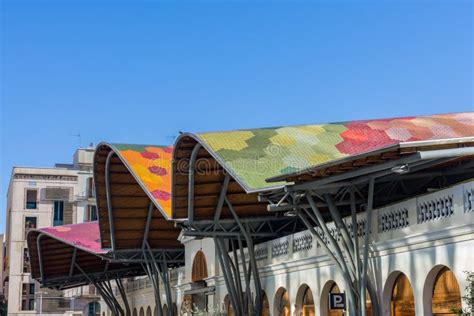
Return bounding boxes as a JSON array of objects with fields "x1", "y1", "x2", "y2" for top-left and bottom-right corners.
[{"x1": 27, "y1": 112, "x2": 474, "y2": 316}]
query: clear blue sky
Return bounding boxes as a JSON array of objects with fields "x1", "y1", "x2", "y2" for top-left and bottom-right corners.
[{"x1": 1, "y1": 0, "x2": 472, "y2": 233}]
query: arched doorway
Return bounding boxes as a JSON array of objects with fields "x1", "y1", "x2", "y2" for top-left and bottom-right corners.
[
  {"x1": 146, "y1": 306, "x2": 152, "y2": 316},
  {"x1": 132, "y1": 308, "x2": 138, "y2": 316},
  {"x1": 296, "y1": 284, "x2": 315, "y2": 316},
  {"x1": 224, "y1": 295, "x2": 235, "y2": 316},
  {"x1": 431, "y1": 267, "x2": 462, "y2": 315},
  {"x1": 321, "y1": 281, "x2": 372, "y2": 315},
  {"x1": 390, "y1": 273, "x2": 415, "y2": 316},
  {"x1": 273, "y1": 287, "x2": 291, "y2": 316},
  {"x1": 261, "y1": 291, "x2": 270, "y2": 316},
  {"x1": 325, "y1": 282, "x2": 343, "y2": 316},
  {"x1": 162, "y1": 305, "x2": 168, "y2": 316},
  {"x1": 172, "y1": 303, "x2": 178, "y2": 316},
  {"x1": 139, "y1": 307, "x2": 144, "y2": 316},
  {"x1": 192, "y1": 250, "x2": 208, "y2": 282}
]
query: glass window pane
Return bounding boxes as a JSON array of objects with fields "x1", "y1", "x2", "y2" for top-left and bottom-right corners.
[{"x1": 26, "y1": 190, "x2": 37, "y2": 209}]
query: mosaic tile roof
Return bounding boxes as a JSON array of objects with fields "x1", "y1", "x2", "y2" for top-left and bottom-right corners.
[
  {"x1": 37, "y1": 221, "x2": 106, "y2": 254},
  {"x1": 194, "y1": 112, "x2": 474, "y2": 191},
  {"x1": 112, "y1": 144, "x2": 173, "y2": 217}
]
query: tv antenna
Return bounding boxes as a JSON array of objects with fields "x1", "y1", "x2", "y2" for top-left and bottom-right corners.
[{"x1": 72, "y1": 133, "x2": 82, "y2": 148}]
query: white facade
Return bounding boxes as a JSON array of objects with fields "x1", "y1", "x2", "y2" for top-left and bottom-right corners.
[
  {"x1": 112, "y1": 179, "x2": 474, "y2": 316},
  {"x1": 3, "y1": 148, "x2": 100, "y2": 316}
]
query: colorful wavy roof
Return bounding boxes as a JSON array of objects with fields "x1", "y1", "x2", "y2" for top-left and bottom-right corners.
[
  {"x1": 36, "y1": 221, "x2": 106, "y2": 254},
  {"x1": 193, "y1": 112, "x2": 474, "y2": 191},
  {"x1": 111, "y1": 144, "x2": 173, "y2": 217}
]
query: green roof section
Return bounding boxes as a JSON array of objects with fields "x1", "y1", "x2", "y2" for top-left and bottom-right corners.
[{"x1": 194, "y1": 112, "x2": 474, "y2": 191}]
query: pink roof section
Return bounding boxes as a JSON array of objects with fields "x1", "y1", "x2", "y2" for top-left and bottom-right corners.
[{"x1": 38, "y1": 221, "x2": 108, "y2": 254}]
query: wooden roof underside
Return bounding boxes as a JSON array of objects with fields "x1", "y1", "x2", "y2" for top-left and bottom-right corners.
[
  {"x1": 27, "y1": 231, "x2": 142, "y2": 287},
  {"x1": 173, "y1": 136, "x2": 271, "y2": 220},
  {"x1": 94, "y1": 145, "x2": 182, "y2": 250}
]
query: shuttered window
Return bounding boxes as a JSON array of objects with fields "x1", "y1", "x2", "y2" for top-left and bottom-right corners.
[{"x1": 191, "y1": 251, "x2": 208, "y2": 282}]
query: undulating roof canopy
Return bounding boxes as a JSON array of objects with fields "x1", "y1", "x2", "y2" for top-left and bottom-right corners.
[
  {"x1": 94, "y1": 143, "x2": 182, "y2": 250},
  {"x1": 27, "y1": 222, "x2": 142, "y2": 289},
  {"x1": 187, "y1": 112, "x2": 473, "y2": 191}
]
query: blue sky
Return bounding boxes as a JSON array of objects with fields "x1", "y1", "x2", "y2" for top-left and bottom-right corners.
[{"x1": 0, "y1": 0, "x2": 472, "y2": 233}]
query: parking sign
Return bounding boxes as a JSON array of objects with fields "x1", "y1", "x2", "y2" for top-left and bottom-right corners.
[{"x1": 329, "y1": 292, "x2": 346, "y2": 310}]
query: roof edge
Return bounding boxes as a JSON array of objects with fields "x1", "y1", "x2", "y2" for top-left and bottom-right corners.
[{"x1": 94, "y1": 142, "x2": 172, "y2": 220}]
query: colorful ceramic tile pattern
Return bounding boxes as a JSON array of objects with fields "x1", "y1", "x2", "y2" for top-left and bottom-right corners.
[
  {"x1": 195, "y1": 112, "x2": 474, "y2": 191},
  {"x1": 113, "y1": 144, "x2": 173, "y2": 217},
  {"x1": 39, "y1": 221, "x2": 106, "y2": 254}
]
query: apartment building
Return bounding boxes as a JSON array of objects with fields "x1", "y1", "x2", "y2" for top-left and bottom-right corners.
[{"x1": 3, "y1": 147, "x2": 100, "y2": 316}]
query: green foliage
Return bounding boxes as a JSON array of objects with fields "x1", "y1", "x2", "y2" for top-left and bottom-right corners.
[
  {"x1": 0, "y1": 295, "x2": 7, "y2": 316},
  {"x1": 451, "y1": 271, "x2": 473, "y2": 316}
]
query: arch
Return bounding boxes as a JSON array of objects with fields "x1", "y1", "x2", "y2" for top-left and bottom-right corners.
[
  {"x1": 261, "y1": 291, "x2": 270, "y2": 316},
  {"x1": 162, "y1": 305, "x2": 168, "y2": 316},
  {"x1": 273, "y1": 287, "x2": 291, "y2": 316},
  {"x1": 132, "y1": 308, "x2": 138, "y2": 316},
  {"x1": 192, "y1": 250, "x2": 208, "y2": 282},
  {"x1": 172, "y1": 303, "x2": 178, "y2": 316},
  {"x1": 295, "y1": 284, "x2": 315, "y2": 316},
  {"x1": 139, "y1": 307, "x2": 144, "y2": 316},
  {"x1": 224, "y1": 295, "x2": 235, "y2": 316},
  {"x1": 424, "y1": 265, "x2": 462, "y2": 315},
  {"x1": 382, "y1": 271, "x2": 415, "y2": 316},
  {"x1": 321, "y1": 281, "x2": 343, "y2": 316},
  {"x1": 146, "y1": 306, "x2": 152, "y2": 316}
]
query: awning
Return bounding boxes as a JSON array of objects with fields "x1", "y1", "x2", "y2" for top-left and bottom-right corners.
[
  {"x1": 94, "y1": 143, "x2": 183, "y2": 255},
  {"x1": 179, "y1": 112, "x2": 474, "y2": 192},
  {"x1": 27, "y1": 222, "x2": 143, "y2": 290}
]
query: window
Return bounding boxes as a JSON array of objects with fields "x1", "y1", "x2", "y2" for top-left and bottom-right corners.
[
  {"x1": 86, "y1": 205, "x2": 97, "y2": 222},
  {"x1": 87, "y1": 177, "x2": 95, "y2": 198},
  {"x1": 53, "y1": 201, "x2": 64, "y2": 226},
  {"x1": 26, "y1": 190, "x2": 38, "y2": 209},
  {"x1": 25, "y1": 217, "x2": 37, "y2": 238},
  {"x1": 23, "y1": 248, "x2": 30, "y2": 273},
  {"x1": 21, "y1": 283, "x2": 35, "y2": 310},
  {"x1": 88, "y1": 302, "x2": 101, "y2": 316}
]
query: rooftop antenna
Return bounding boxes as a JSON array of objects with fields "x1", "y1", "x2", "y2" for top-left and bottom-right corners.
[{"x1": 71, "y1": 133, "x2": 82, "y2": 148}]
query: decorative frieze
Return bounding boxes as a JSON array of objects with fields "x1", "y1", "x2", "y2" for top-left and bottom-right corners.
[
  {"x1": 379, "y1": 208, "x2": 409, "y2": 233},
  {"x1": 346, "y1": 219, "x2": 368, "y2": 238},
  {"x1": 464, "y1": 188, "x2": 474, "y2": 213},
  {"x1": 271, "y1": 240, "x2": 289, "y2": 258},
  {"x1": 417, "y1": 195, "x2": 454, "y2": 224},
  {"x1": 255, "y1": 246, "x2": 268, "y2": 260},
  {"x1": 14, "y1": 173, "x2": 78, "y2": 182},
  {"x1": 293, "y1": 234, "x2": 313, "y2": 252}
]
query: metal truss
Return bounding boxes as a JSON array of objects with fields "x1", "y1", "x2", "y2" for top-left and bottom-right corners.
[
  {"x1": 261, "y1": 153, "x2": 474, "y2": 316},
  {"x1": 105, "y1": 151, "x2": 184, "y2": 316},
  {"x1": 74, "y1": 263, "x2": 131, "y2": 316},
  {"x1": 181, "y1": 163, "x2": 302, "y2": 315}
]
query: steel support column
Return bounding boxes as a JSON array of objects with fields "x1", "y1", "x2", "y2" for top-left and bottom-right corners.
[
  {"x1": 105, "y1": 151, "x2": 117, "y2": 251},
  {"x1": 142, "y1": 252, "x2": 163, "y2": 316},
  {"x1": 116, "y1": 278, "x2": 131, "y2": 316},
  {"x1": 226, "y1": 197, "x2": 263, "y2": 316}
]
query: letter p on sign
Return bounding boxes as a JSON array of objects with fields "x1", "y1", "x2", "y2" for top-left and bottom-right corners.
[{"x1": 329, "y1": 293, "x2": 346, "y2": 310}]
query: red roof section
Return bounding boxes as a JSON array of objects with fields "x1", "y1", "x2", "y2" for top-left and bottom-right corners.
[{"x1": 38, "y1": 221, "x2": 107, "y2": 254}]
